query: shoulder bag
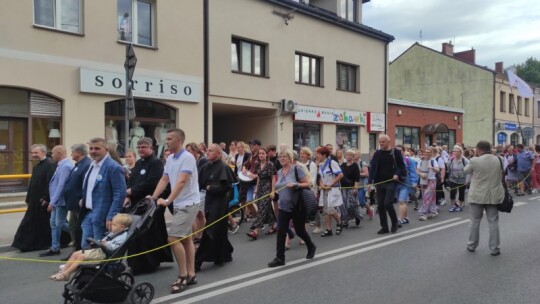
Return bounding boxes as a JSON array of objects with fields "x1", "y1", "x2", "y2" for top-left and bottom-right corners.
[
  {"x1": 295, "y1": 165, "x2": 318, "y2": 221},
  {"x1": 497, "y1": 157, "x2": 514, "y2": 213}
]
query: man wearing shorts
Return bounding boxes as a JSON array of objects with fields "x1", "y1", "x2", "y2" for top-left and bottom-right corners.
[{"x1": 152, "y1": 129, "x2": 200, "y2": 294}]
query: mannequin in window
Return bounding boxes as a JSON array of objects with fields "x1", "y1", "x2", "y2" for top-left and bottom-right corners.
[
  {"x1": 154, "y1": 123, "x2": 168, "y2": 158},
  {"x1": 129, "y1": 121, "x2": 145, "y2": 159},
  {"x1": 105, "y1": 120, "x2": 118, "y2": 152}
]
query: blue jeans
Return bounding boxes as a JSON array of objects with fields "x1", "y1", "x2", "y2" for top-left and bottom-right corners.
[
  {"x1": 81, "y1": 211, "x2": 106, "y2": 250},
  {"x1": 358, "y1": 188, "x2": 367, "y2": 206},
  {"x1": 50, "y1": 206, "x2": 70, "y2": 251}
]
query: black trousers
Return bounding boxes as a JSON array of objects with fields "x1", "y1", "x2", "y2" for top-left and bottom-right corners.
[
  {"x1": 275, "y1": 208, "x2": 314, "y2": 261},
  {"x1": 375, "y1": 182, "x2": 398, "y2": 230}
]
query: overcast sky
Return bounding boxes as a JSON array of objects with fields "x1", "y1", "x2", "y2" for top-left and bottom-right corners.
[{"x1": 362, "y1": 0, "x2": 540, "y2": 69}]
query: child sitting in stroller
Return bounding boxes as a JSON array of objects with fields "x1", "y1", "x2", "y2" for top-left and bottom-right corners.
[{"x1": 49, "y1": 213, "x2": 132, "y2": 281}]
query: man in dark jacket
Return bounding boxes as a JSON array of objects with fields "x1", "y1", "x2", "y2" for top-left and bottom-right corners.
[
  {"x1": 368, "y1": 134, "x2": 406, "y2": 235},
  {"x1": 63, "y1": 144, "x2": 92, "y2": 252},
  {"x1": 124, "y1": 137, "x2": 172, "y2": 274},
  {"x1": 12, "y1": 144, "x2": 56, "y2": 252}
]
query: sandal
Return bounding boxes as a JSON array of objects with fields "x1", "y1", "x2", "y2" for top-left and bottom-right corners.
[
  {"x1": 321, "y1": 229, "x2": 333, "y2": 237},
  {"x1": 449, "y1": 205, "x2": 457, "y2": 212},
  {"x1": 265, "y1": 226, "x2": 277, "y2": 235},
  {"x1": 246, "y1": 230, "x2": 258, "y2": 240},
  {"x1": 336, "y1": 224, "x2": 343, "y2": 235},
  {"x1": 51, "y1": 272, "x2": 70, "y2": 281},
  {"x1": 171, "y1": 276, "x2": 188, "y2": 294},
  {"x1": 186, "y1": 275, "x2": 197, "y2": 286}
]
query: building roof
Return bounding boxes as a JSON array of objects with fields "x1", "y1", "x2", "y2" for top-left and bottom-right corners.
[
  {"x1": 390, "y1": 42, "x2": 495, "y2": 74},
  {"x1": 388, "y1": 98, "x2": 465, "y2": 114},
  {"x1": 262, "y1": 0, "x2": 394, "y2": 43}
]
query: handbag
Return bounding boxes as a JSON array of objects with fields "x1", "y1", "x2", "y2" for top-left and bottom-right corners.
[
  {"x1": 294, "y1": 166, "x2": 318, "y2": 221},
  {"x1": 497, "y1": 157, "x2": 514, "y2": 213}
]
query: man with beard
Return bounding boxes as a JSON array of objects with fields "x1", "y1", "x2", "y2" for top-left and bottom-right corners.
[
  {"x1": 12, "y1": 144, "x2": 57, "y2": 252},
  {"x1": 195, "y1": 143, "x2": 235, "y2": 271},
  {"x1": 124, "y1": 137, "x2": 173, "y2": 274}
]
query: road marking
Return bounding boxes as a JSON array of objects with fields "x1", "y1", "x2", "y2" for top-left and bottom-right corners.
[
  {"x1": 514, "y1": 202, "x2": 527, "y2": 207},
  {"x1": 528, "y1": 196, "x2": 540, "y2": 200},
  {"x1": 167, "y1": 219, "x2": 470, "y2": 304},
  {"x1": 153, "y1": 218, "x2": 464, "y2": 304}
]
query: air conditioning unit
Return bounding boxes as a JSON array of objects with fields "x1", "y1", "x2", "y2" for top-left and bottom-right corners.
[{"x1": 281, "y1": 99, "x2": 298, "y2": 114}]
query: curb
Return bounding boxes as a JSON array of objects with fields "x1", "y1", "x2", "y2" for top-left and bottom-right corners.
[
  {"x1": 0, "y1": 208, "x2": 27, "y2": 214},
  {"x1": 0, "y1": 202, "x2": 27, "y2": 213}
]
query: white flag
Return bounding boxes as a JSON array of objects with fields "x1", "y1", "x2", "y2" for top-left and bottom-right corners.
[{"x1": 507, "y1": 70, "x2": 533, "y2": 98}]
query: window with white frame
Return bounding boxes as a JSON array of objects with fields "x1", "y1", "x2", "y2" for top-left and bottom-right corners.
[
  {"x1": 336, "y1": 62, "x2": 358, "y2": 92},
  {"x1": 117, "y1": 0, "x2": 154, "y2": 46},
  {"x1": 34, "y1": 0, "x2": 83, "y2": 34},
  {"x1": 340, "y1": 0, "x2": 358, "y2": 22}
]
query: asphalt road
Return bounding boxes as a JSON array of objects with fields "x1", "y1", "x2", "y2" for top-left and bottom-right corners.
[{"x1": 1, "y1": 194, "x2": 540, "y2": 304}]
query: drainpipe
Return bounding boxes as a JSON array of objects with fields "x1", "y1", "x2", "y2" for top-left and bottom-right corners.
[{"x1": 203, "y1": 0, "x2": 209, "y2": 144}]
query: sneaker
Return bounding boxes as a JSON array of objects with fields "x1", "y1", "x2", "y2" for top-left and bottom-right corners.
[
  {"x1": 377, "y1": 228, "x2": 389, "y2": 235},
  {"x1": 427, "y1": 212, "x2": 438, "y2": 219},
  {"x1": 418, "y1": 215, "x2": 428, "y2": 221},
  {"x1": 228, "y1": 224, "x2": 240, "y2": 235},
  {"x1": 439, "y1": 199, "x2": 447, "y2": 206},
  {"x1": 39, "y1": 248, "x2": 61, "y2": 257},
  {"x1": 267, "y1": 257, "x2": 285, "y2": 267},
  {"x1": 312, "y1": 227, "x2": 323, "y2": 234},
  {"x1": 532, "y1": 189, "x2": 538, "y2": 194}
]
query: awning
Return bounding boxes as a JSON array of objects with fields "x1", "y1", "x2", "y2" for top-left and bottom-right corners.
[{"x1": 422, "y1": 123, "x2": 449, "y2": 133}]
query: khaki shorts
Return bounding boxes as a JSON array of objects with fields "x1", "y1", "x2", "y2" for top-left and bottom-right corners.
[
  {"x1": 83, "y1": 248, "x2": 106, "y2": 260},
  {"x1": 170, "y1": 203, "x2": 200, "y2": 238}
]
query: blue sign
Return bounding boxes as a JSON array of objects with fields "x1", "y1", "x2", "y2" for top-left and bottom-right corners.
[
  {"x1": 504, "y1": 123, "x2": 517, "y2": 131},
  {"x1": 497, "y1": 132, "x2": 507, "y2": 144}
]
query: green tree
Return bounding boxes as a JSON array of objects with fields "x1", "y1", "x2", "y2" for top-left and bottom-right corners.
[{"x1": 516, "y1": 57, "x2": 540, "y2": 88}]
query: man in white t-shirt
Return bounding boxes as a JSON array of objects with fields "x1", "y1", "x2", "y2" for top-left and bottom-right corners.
[{"x1": 152, "y1": 128, "x2": 200, "y2": 294}]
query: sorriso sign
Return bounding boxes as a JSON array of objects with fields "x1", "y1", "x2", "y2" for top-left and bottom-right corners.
[{"x1": 79, "y1": 68, "x2": 201, "y2": 103}]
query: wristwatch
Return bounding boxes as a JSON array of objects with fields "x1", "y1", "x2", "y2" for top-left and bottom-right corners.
[{"x1": 164, "y1": 199, "x2": 170, "y2": 205}]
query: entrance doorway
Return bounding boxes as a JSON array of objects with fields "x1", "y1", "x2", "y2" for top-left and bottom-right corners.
[{"x1": 0, "y1": 118, "x2": 28, "y2": 191}]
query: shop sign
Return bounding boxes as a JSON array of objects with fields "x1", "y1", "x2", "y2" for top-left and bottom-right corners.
[
  {"x1": 295, "y1": 105, "x2": 367, "y2": 125},
  {"x1": 367, "y1": 112, "x2": 385, "y2": 132},
  {"x1": 504, "y1": 122, "x2": 517, "y2": 131},
  {"x1": 295, "y1": 105, "x2": 334, "y2": 123},
  {"x1": 80, "y1": 68, "x2": 201, "y2": 103},
  {"x1": 333, "y1": 110, "x2": 366, "y2": 125}
]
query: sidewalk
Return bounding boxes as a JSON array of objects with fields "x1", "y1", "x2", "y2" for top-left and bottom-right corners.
[{"x1": 0, "y1": 192, "x2": 27, "y2": 213}]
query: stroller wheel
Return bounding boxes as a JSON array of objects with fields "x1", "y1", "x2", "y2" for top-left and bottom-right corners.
[
  {"x1": 129, "y1": 282, "x2": 154, "y2": 304},
  {"x1": 118, "y1": 272, "x2": 135, "y2": 287}
]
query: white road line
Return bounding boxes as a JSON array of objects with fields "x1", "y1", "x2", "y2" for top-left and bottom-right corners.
[
  {"x1": 169, "y1": 219, "x2": 471, "y2": 304},
  {"x1": 153, "y1": 218, "x2": 464, "y2": 304},
  {"x1": 514, "y1": 202, "x2": 527, "y2": 207},
  {"x1": 527, "y1": 196, "x2": 540, "y2": 200}
]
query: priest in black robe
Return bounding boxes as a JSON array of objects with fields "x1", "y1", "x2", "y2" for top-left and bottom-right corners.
[
  {"x1": 195, "y1": 144, "x2": 235, "y2": 271},
  {"x1": 124, "y1": 137, "x2": 173, "y2": 274},
  {"x1": 12, "y1": 144, "x2": 56, "y2": 252}
]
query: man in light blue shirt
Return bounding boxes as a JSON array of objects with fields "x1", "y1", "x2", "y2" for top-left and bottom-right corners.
[
  {"x1": 516, "y1": 144, "x2": 534, "y2": 195},
  {"x1": 40, "y1": 145, "x2": 74, "y2": 257}
]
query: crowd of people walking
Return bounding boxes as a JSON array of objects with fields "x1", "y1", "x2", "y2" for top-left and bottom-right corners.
[{"x1": 11, "y1": 129, "x2": 538, "y2": 293}]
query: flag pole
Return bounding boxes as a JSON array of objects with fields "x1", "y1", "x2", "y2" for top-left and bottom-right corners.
[{"x1": 507, "y1": 71, "x2": 525, "y2": 144}]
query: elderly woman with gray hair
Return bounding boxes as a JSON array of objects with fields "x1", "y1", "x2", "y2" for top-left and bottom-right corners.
[
  {"x1": 267, "y1": 147, "x2": 316, "y2": 267},
  {"x1": 447, "y1": 145, "x2": 470, "y2": 212},
  {"x1": 340, "y1": 149, "x2": 362, "y2": 227}
]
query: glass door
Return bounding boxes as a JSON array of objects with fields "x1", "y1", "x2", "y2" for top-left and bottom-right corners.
[{"x1": 0, "y1": 118, "x2": 28, "y2": 191}]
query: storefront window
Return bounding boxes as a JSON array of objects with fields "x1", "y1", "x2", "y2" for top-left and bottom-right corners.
[
  {"x1": 336, "y1": 125, "x2": 358, "y2": 150},
  {"x1": 105, "y1": 99, "x2": 176, "y2": 158},
  {"x1": 510, "y1": 133, "x2": 520, "y2": 146},
  {"x1": 435, "y1": 130, "x2": 456, "y2": 148},
  {"x1": 497, "y1": 132, "x2": 507, "y2": 145},
  {"x1": 293, "y1": 123, "x2": 320, "y2": 152},
  {"x1": 395, "y1": 126, "x2": 420, "y2": 151},
  {"x1": 369, "y1": 133, "x2": 377, "y2": 153}
]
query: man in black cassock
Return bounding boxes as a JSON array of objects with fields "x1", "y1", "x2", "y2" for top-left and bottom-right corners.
[
  {"x1": 124, "y1": 137, "x2": 172, "y2": 274},
  {"x1": 12, "y1": 144, "x2": 56, "y2": 252},
  {"x1": 195, "y1": 144, "x2": 235, "y2": 271}
]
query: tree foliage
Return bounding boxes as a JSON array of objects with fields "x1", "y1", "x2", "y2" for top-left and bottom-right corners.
[{"x1": 516, "y1": 57, "x2": 540, "y2": 88}]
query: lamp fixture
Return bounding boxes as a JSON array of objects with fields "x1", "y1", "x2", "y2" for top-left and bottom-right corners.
[
  {"x1": 48, "y1": 128, "x2": 61, "y2": 138},
  {"x1": 272, "y1": 8, "x2": 295, "y2": 25},
  {"x1": 397, "y1": 110, "x2": 402, "y2": 116}
]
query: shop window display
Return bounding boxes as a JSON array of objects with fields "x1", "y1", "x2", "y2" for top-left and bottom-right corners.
[
  {"x1": 105, "y1": 99, "x2": 175, "y2": 158},
  {"x1": 336, "y1": 125, "x2": 358, "y2": 150},
  {"x1": 293, "y1": 123, "x2": 320, "y2": 152}
]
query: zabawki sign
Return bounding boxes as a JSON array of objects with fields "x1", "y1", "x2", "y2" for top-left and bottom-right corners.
[{"x1": 80, "y1": 68, "x2": 201, "y2": 103}]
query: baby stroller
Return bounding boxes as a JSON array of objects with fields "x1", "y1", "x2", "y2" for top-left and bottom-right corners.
[{"x1": 62, "y1": 199, "x2": 160, "y2": 304}]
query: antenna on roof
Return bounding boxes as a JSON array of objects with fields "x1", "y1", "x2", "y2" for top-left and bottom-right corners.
[{"x1": 419, "y1": 29, "x2": 423, "y2": 45}]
